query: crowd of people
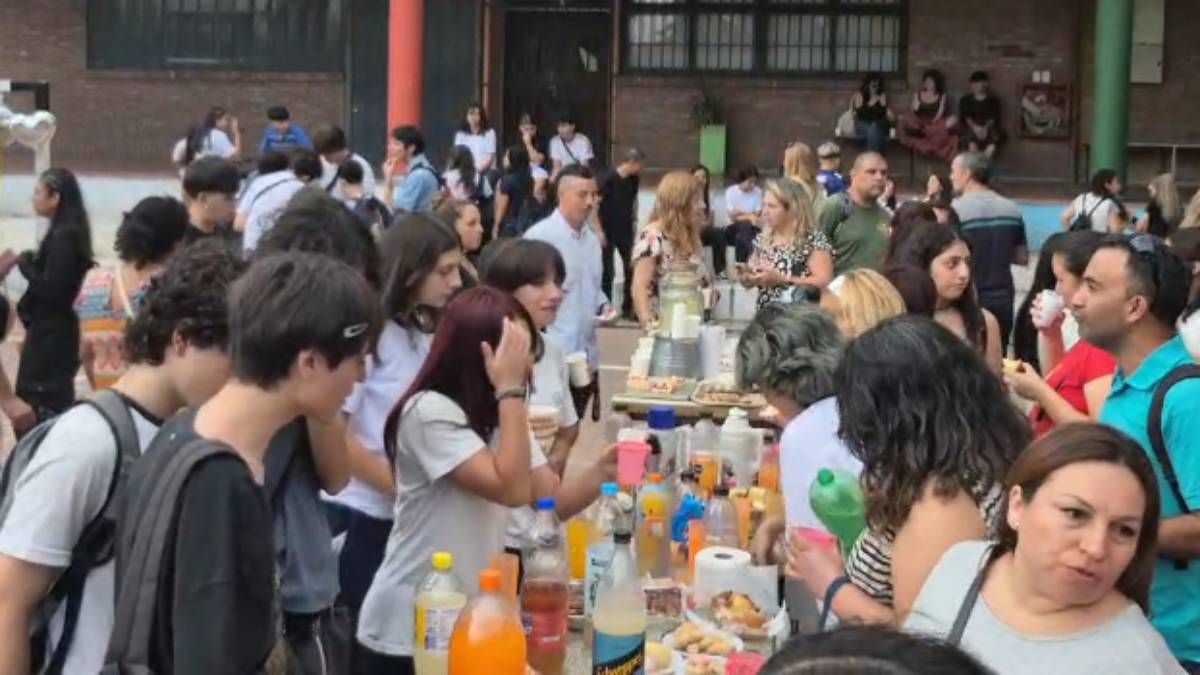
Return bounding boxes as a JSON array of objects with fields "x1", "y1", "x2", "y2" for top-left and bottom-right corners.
[{"x1": 0, "y1": 96, "x2": 1197, "y2": 675}]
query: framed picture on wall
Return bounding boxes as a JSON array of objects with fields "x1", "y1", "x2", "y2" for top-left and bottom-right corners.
[{"x1": 1019, "y1": 84, "x2": 1070, "y2": 139}]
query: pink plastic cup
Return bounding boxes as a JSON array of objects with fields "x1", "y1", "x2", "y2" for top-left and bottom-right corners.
[
  {"x1": 616, "y1": 441, "x2": 652, "y2": 486},
  {"x1": 792, "y1": 526, "x2": 837, "y2": 549}
]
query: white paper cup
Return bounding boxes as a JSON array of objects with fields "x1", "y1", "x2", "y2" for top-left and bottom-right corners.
[
  {"x1": 1032, "y1": 290, "x2": 1065, "y2": 329},
  {"x1": 565, "y1": 352, "x2": 591, "y2": 387}
]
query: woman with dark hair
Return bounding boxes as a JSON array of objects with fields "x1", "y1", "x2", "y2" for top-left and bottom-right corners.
[
  {"x1": 890, "y1": 221, "x2": 1003, "y2": 373},
  {"x1": 905, "y1": 423, "x2": 1181, "y2": 674},
  {"x1": 355, "y1": 287, "x2": 538, "y2": 672},
  {"x1": 326, "y1": 214, "x2": 462, "y2": 662},
  {"x1": 479, "y1": 239, "x2": 615, "y2": 563},
  {"x1": 924, "y1": 172, "x2": 955, "y2": 222},
  {"x1": 1006, "y1": 231, "x2": 1115, "y2": 436},
  {"x1": 453, "y1": 102, "x2": 497, "y2": 174},
  {"x1": 1011, "y1": 232, "x2": 1066, "y2": 371},
  {"x1": 433, "y1": 197, "x2": 484, "y2": 287},
  {"x1": 761, "y1": 624, "x2": 991, "y2": 675},
  {"x1": 1062, "y1": 169, "x2": 1128, "y2": 233},
  {"x1": 493, "y1": 144, "x2": 543, "y2": 238},
  {"x1": 884, "y1": 201, "x2": 939, "y2": 263},
  {"x1": 786, "y1": 315, "x2": 1030, "y2": 625},
  {"x1": 76, "y1": 195, "x2": 189, "y2": 389},
  {"x1": 882, "y1": 264, "x2": 938, "y2": 317},
  {"x1": 12, "y1": 168, "x2": 95, "y2": 429},
  {"x1": 848, "y1": 72, "x2": 894, "y2": 154},
  {"x1": 442, "y1": 144, "x2": 492, "y2": 204},
  {"x1": 898, "y1": 69, "x2": 959, "y2": 162},
  {"x1": 183, "y1": 105, "x2": 241, "y2": 164}
]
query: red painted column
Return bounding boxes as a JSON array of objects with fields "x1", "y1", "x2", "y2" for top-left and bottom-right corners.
[{"x1": 387, "y1": 0, "x2": 424, "y2": 131}]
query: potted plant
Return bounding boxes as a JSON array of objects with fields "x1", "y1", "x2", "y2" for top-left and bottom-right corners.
[{"x1": 693, "y1": 86, "x2": 726, "y2": 175}]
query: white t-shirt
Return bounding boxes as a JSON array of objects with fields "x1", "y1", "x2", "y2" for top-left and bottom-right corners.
[
  {"x1": 453, "y1": 129, "x2": 497, "y2": 171},
  {"x1": 505, "y1": 334, "x2": 578, "y2": 549},
  {"x1": 723, "y1": 185, "x2": 764, "y2": 223},
  {"x1": 779, "y1": 397, "x2": 862, "y2": 530},
  {"x1": 321, "y1": 153, "x2": 377, "y2": 202},
  {"x1": 199, "y1": 128, "x2": 237, "y2": 159},
  {"x1": 1070, "y1": 193, "x2": 1120, "y2": 233},
  {"x1": 442, "y1": 169, "x2": 493, "y2": 201},
  {"x1": 0, "y1": 401, "x2": 160, "y2": 674},
  {"x1": 356, "y1": 391, "x2": 545, "y2": 656},
  {"x1": 549, "y1": 133, "x2": 594, "y2": 169},
  {"x1": 325, "y1": 323, "x2": 430, "y2": 520},
  {"x1": 238, "y1": 171, "x2": 305, "y2": 253}
]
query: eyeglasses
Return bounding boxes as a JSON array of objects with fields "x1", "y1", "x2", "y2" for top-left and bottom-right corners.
[{"x1": 1125, "y1": 233, "x2": 1164, "y2": 308}]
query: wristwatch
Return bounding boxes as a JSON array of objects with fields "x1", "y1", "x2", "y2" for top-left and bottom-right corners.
[{"x1": 495, "y1": 386, "x2": 528, "y2": 402}]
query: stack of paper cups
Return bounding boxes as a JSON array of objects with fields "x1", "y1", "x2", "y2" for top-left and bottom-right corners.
[
  {"x1": 693, "y1": 546, "x2": 753, "y2": 603},
  {"x1": 670, "y1": 303, "x2": 689, "y2": 339},
  {"x1": 700, "y1": 325, "x2": 726, "y2": 379}
]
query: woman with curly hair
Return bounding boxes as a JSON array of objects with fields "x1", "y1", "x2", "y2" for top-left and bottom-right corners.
[
  {"x1": 631, "y1": 170, "x2": 709, "y2": 329},
  {"x1": 785, "y1": 315, "x2": 1031, "y2": 625}
]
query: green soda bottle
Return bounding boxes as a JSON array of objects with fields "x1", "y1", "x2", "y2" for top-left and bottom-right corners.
[{"x1": 808, "y1": 468, "x2": 866, "y2": 558}]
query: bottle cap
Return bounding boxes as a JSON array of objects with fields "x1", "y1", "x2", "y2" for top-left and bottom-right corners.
[
  {"x1": 648, "y1": 406, "x2": 676, "y2": 430},
  {"x1": 714, "y1": 484, "x2": 730, "y2": 497},
  {"x1": 432, "y1": 551, "x2": 452, "y2": 570},
  {"x1": 536, "y1": 497, "x2": 556, "y2": 510},
  {"x1": 614, "y1": 530, "x2": 633, "y2": 544},
  {"x1": 817, "y1": 468, "x2": 835, "y2": 486},
  {"x1": 680, "y1": 469, "x2": 696, "y2": 483},
  {"x1": 479, "y1": 568, "x2": 502, "y2": 592},
  {"x1": 601, "y1": 482, "x2": 619, "y2": 496},
  {"x1": 648, "y1": 472, "x2": 664, "y2": 484}
]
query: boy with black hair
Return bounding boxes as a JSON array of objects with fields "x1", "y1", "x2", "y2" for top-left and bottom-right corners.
[
  {"x1": 105, "y1": 252, "x2": 382, "y2": 674},
  {"x1": 259, "y1": 106, "x2": 313, "y2": 155},
  {"x1": 0, "y1": 241, "x2": 244, "y2": 674},
  {"x1": 382, "y1": 125, "x2": 438, "y2": 215},
  {"x1": 338, "y1": 158, "x2": 394, "y2": 235},
  {"x1": 958, "y1": 71, "x2": 1005, "y2": 158},
  {"x1": 312, "y1": 124, "x2": 376, "y2": 201},
  {"x1": 181, "y1": 156, "x2": 241, "y2": 244},
  {"x1": 548, "y1": 110, "x2": 594, "y2": 180},
  {"x1": 235, "y1": 150, "x2": 306, "y2": 254},
  {"x1": 253, "y1": 192, "x2": 382, "y2": 673}
]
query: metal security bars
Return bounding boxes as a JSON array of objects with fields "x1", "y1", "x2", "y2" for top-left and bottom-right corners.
[
  {"x1": 623, "y1": 0, "x2": 904, "y2": 76},
  {"x1": 87, "y1": 0, "x2": 345, "y2": 72}
]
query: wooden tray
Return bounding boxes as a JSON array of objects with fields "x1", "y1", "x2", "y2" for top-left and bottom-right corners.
[
  {"x1": 623, "y1": 378, "x2": 698, "y2": 402},
  {"x1": 691, "y1": 381, "x2": 767, "y2": 409}
]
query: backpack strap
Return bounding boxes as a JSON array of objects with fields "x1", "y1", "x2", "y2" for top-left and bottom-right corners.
[
  {"x1": 37, "y1": 390, "x2": 140, "y2": 674},
  {"x1": 105, "y1": 438, "x2": 235, "y2": 669},
  {"x1": 1148, "y1": 364, "x2": 1200, "y2": 570}
]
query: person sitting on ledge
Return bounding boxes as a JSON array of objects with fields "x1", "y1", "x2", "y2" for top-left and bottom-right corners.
[{"x1": 959, "y1": 70, "x2": 1005, "y2": 158}]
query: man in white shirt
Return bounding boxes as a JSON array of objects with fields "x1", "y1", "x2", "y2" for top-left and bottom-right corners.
[
  {"x1": 0, "y1": 243, "x2": 241, "y2": 674},
  {"x1": 548, "y1": 112, "x2": 594, "y2": 180},
  {"x1": 235, "y1": 151, "x2": 305, "y2": 254},
  {"x1": 312, "y1": 124, "x2": 376, "y2": 202},
  {"x1": 524, "y1": 164, "x2": 610, "y2": 418}
]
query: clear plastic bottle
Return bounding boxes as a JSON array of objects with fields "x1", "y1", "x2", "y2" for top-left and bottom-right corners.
[
  {"x1": 704, "y1": 484, "x2": 741, "y2": 549},
  {"x1": 720, "y1": 408, "x2": 757, "y2": 488},
  {"x1": 584, "y1": 482, "x2": 621, "y2": 618},
  {"x1": 414, "y1": 552, "x2": 467, "y2": 675},
  {"x1": 448, "y1": 569, "x2": 526, "y2": 675},
  {"x1": 636, "y1": 474, "x2": 671, "y2": 578},
  {"x1": 591, "y1": 531, "x2": 647, "y2": 673},
  {"x1": 520, "y1": 498, "x2": 569, "y2": 675}
]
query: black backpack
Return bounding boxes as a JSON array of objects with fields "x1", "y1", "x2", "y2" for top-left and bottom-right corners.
[
  {"x1": 102, "y1": 424, "x2": 238, "y2": 674},
  {"x1": 0, "y1": 390, "x2": 139, "y2": 675},
  {"x1": 1069, "y1": 194, "x2": 1108, "y2": 232},
  {"x1": 1148, "y1": 364, "x2": 1200, "y2": 570}
]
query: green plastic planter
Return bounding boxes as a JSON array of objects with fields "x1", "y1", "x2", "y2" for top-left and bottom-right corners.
[{"x1": 699, "y1": 124, "x2": 727, "y2": 175}]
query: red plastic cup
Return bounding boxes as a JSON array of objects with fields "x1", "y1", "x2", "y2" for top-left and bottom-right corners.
[
  {"x1": 725, "y1": 651, "x2": 767, "y2": 675},
  {"x1": 616, "y1": 440, "x2": 652, "y2": 486}
]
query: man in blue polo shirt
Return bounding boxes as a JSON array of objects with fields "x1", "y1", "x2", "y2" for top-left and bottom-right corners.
[
  {"x1": 258, "y1": 106, "x2": 312, "y2": 155},
  {"x1": 1073, "y1": 233, "x2": 1200, "y2": 670}
]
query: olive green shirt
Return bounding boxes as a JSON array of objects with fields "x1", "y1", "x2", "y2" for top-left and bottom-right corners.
[{"x1": 818, "y1": 194, "x2": 890, "y2": 275}]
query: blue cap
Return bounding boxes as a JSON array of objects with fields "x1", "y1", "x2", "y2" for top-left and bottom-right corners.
[
  {"x1": 601, "y1": 482, "x2": 618, "y2": 496},
  {"x1": 647, "y1": 406, "x2": 676, "y2": 430},
  {"x1": 536, "y1": 497, "x2": 556, "y2": 510}
]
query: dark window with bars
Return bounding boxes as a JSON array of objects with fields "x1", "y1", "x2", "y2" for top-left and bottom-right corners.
[
  {"x1": 87, "y1": 0, "x2": 345, "y2": 72},
  {"x1": 624, "y1": 0, "x2": 904, "y2": 75}
]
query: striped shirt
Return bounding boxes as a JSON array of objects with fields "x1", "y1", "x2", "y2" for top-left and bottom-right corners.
[
  {"x1": 951, "y1": 189, "x2": 1027, "y2": 298},
  {"x1": 844, "y1": 482, "x2": 1003, "y2": 607}
]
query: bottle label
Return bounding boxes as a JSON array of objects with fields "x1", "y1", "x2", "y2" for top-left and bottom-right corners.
[
  {"x1": 584, "y1": 543, "x2": 615, "y2": 616},
  {"x1": 521, "y1": 609, "x2": 568, "y2": 652},
  {"x1": 592, "y1": 631, "x2": 645, "y2": 675},
  {"x1": 417, "y1": 606, "x2": 462, "y2": 651}
]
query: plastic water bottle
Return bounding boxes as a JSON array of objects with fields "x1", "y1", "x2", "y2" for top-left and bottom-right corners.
[
  {"x1": 704, "y1": 484, "x2": 741, "y2": 548},
  {"x1": 448, "y1": 569, "x2": 526, "y2": 675},
  {"x1": 720, "y1": 408, "x2": 758, "y2": 488},
  {"x1": 414, "y1": 552, "x2": 467, "y2": 675},
  {"x1": 809, "y1": 468, "x2": 867, "y2": 557},
  {"x1": 592, "y1": 530, "x2": 647, "y2": 673},
  {"x1": 646, "y1": 406, "x2": 677, "y2": 475},
  {"x1": 636, "y1": 474, "x2": 671, "y2": 578},
  {"x1": 584, "y1": 482, "x2": 621, "y2": 618},
  {"x1": 521, "y1": 498, "x2": 569, "y2": 675}
]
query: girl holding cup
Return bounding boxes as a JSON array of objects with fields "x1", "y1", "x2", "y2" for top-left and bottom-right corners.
[{"x1": 1004, "y1": 230, "x2": 1116, "y2": 436}]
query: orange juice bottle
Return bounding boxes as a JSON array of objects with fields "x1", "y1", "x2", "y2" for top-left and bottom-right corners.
[
  {"x1": 448, "y1": 569, "x2": 526, "y2": 675},
  {"x1": 565, "y1": 517, "x2": 591, "y2": 580}
]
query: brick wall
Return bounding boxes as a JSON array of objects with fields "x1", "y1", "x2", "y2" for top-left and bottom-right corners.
[
  {"x1": 613, "y1": 0, "x2": 1082, "y2": 186},
  {"x1": 0, "y1": 0, "x2": 346, "y2": 173}
]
